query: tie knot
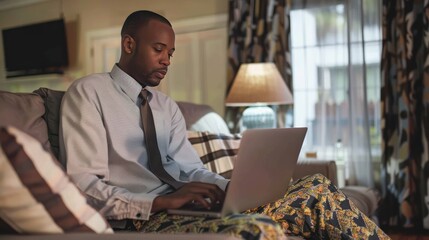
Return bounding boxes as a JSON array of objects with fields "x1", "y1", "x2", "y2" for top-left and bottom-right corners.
[{"x1": 140, "y1": 89, "x2": 149, "y2": 101}]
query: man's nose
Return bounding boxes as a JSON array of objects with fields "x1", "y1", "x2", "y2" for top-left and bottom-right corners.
[{"x1": 160, "y1": 52, "x2": 170, "y2": 66}]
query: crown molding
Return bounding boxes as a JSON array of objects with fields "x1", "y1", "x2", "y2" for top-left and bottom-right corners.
[{"x1": 0, "y1": 0, "x2": 50, "y2": 11}]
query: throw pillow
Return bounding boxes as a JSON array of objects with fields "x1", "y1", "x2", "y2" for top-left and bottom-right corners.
[
  {"x1": 33, "y1": 87, "x2": 65, "y2": 160},
  {"x1": 187, "y1": 131, "x2": 241, "y2": 179},
  {"x1": 0, "y1": 126, "x2": 113, "y2": 234},
  {"x1": 177, "y1": 102, "x2": 231, "y2": 135}
]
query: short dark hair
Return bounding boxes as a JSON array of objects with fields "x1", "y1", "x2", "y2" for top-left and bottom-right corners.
[{"x1": 121, "y1": 10, "x2": 171, "y2": 37}]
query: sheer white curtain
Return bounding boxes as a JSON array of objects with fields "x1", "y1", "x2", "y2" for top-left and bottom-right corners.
[{"x1": 290, "y1": 0, "x2": 382, "y2": 187}]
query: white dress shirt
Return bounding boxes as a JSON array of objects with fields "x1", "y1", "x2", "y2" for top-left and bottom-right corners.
[{"x1": 59, "y1": 64, "x2": 229, "y2": 221}]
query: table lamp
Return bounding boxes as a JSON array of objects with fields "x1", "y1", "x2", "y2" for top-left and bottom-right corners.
[{"x1": 225, "y1": 62, "x2": 293, "y2": 131}]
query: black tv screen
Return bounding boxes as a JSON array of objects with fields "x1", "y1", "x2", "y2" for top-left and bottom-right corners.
[{"x1": 2, "y1": 19, "x2": 68, "y2": 78}]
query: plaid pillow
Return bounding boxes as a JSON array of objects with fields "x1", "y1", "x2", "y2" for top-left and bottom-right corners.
[
  {"x1": 0, "y1": 126, "x2": 113, "y2": 234},
  {"x1": 187, "y1": 131, "x2": 241, "y2": 179}
]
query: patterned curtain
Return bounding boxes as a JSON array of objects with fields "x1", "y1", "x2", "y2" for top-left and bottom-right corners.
[
  {"x1": 226, "y1": 0, "x2": 292, "y2": 132},
  {"x1": 380, "y1": 0, "x2": 429, "y2": 230}
]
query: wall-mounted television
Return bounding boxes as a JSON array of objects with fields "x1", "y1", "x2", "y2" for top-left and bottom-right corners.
[{"x1": 2, "y1": 19, "x2": 69, "y2": 78}]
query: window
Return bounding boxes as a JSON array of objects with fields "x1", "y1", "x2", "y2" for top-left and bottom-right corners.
[{"x1": 290, "y1": 0, "x2": 382, "y2": 184}]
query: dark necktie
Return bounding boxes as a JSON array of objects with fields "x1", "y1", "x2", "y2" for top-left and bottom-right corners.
[{"x1": 140, "y1": 89, "x2": 184, "y2": 189}]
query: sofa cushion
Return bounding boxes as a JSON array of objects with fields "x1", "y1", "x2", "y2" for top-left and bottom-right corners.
[
  {"x1": 187, "y1": 131, "x2": 241, "y2": 179},
  {"x1": 0, "y1": 126, "x2": 113, "y2": 234},
  {"x1": 0, "y1": 91, "x2": 50, "y2": 153},
  {"x1": 33, "y1": 88, "x2": 65, "y2": 159}
]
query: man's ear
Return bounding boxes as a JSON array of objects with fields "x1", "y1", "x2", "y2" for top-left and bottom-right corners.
[{"x1": 122, "y1": 34, "x2": 135, "y2": 54}]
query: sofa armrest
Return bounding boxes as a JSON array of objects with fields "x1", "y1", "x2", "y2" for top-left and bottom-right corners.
[
  {"x1": 293, "y1": 160, "x2": 380, "y2": 219},
  {"x1": 293, "y1": 160, "x2": 338, "y2": 186}
]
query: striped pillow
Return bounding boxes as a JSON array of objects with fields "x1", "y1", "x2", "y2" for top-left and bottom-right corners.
[
  {"x1": 0, "y1": 126, "x2": 113, "y2": 234},
  {"x1": 187, "y1": 131, "x2": 241, "y2": 179}
]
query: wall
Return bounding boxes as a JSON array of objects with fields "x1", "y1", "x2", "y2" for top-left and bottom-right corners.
[{"x1": 0, "y1": 0, "x2": 228, "y2": 92}]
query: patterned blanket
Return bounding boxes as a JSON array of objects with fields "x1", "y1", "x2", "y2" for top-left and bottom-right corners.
[{"x1": 187, "y1": 131, "x2": 241, "y2": 179}]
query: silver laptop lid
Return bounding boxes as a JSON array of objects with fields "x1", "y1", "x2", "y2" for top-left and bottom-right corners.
[{"x1": 221, "y1": 127, "x2": 307, "y2": 216}]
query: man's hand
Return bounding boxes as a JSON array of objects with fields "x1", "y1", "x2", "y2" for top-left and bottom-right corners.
[{"x1": 151, "y1": 182, "x2": 225, "y2": 212}]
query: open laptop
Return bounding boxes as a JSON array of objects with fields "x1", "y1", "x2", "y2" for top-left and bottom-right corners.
[{"x1": 167, "y1": 127, "x2": 307, "y2": 218}]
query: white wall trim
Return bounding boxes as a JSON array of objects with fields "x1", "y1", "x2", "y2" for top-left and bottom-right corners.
[
  {"x1": 0, "y1": 0, "x2": 50, "y2": 11},
  {"x1": 172, "y1": 14, "x2": 228, "y2": 33},
  {"x1": 86, "y1": 13, "x2": 228, "y2": 41},
  {"x1": 85, "y1": 13, "x2": 228, "y2": 74}
]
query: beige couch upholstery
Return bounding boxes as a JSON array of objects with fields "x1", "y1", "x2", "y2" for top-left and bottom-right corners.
[{"x1": 0, "y1": 87, "x2": 378, "y2": 239}]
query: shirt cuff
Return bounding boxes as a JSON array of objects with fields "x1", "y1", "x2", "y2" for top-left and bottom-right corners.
[
  {"x1": 215, "y1": 178, "x2": 230, "y2": 192},
  {"x1": 128, "y1": 193, "x2": 158, "y2": 220}
]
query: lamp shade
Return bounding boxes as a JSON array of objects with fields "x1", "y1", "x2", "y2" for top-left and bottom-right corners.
[{"x1": 225, "y1": 63, "x2": 293, "y2": 106}]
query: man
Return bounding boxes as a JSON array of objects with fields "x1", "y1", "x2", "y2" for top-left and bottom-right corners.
[{"x1": 60, "y1": 10, "x2": 389, "y2": 239}]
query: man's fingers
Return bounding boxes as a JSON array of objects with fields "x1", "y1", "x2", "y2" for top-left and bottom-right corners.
[
  {"x1": 187, "y1": 182, "x2": 225, "y2": 198},
  {"x1": 184, "y1": 182, "x2": 225, "y2": 204},
  {"x1": 166, "y1": 182, "x2": 226, "y2": 210},
  {"x1": 190, "y1": 194, "x2": 211, "y2": 209}
]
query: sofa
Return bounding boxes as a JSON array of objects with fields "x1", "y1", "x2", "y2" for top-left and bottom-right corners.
[{"x1": 0, "y1": 87, "x2": 379, "y2": 239}]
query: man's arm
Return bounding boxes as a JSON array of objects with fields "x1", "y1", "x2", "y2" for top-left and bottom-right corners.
[
  {"x1": 70, "y1": 171, "x2": 156, "y2": 219},
  {"x1": 167, "y1": 101, "x2": 230, "y2": 190},
  {"x1": 141, "y1": 100, "x2": 229, "y2": 211}
]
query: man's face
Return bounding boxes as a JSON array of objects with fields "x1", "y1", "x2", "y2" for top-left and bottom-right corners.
[{"x1": 128, "y1": 20, "x2": 175, "y2": 87}]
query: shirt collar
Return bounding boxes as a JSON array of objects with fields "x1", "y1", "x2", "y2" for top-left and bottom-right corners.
[{"x1": 110, "y1": 64, "x2": 153, "y2": 103}]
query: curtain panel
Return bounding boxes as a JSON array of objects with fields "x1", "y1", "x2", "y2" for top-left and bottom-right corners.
[
  {"x1": 226, "y1": 0, "x2": 292, "y2": 131},
  {"x1": 380, "y1": 0, "x2": 429, "y2": 230}
]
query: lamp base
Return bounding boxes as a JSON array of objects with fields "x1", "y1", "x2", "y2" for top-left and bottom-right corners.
[{"x1": 240, "y1": 105, "x2": 276, "y2": 132}]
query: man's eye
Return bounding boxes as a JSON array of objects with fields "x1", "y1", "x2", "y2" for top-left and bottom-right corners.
[{"x1": 154, "y1": 48, "x2": 162, "y2": 52}]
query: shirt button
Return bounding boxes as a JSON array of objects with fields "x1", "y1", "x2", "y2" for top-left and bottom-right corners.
[{"x1": 136, "y1": 213, "x2": 142, "y2": 218}]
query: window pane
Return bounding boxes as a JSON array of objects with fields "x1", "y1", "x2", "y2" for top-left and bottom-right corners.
[
  {"x1": 291, "y1": 4, "x2": 346, "y2": 48},
  {"x1": 290, "y1": 0, "x2": 382, "y2": 166}
]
